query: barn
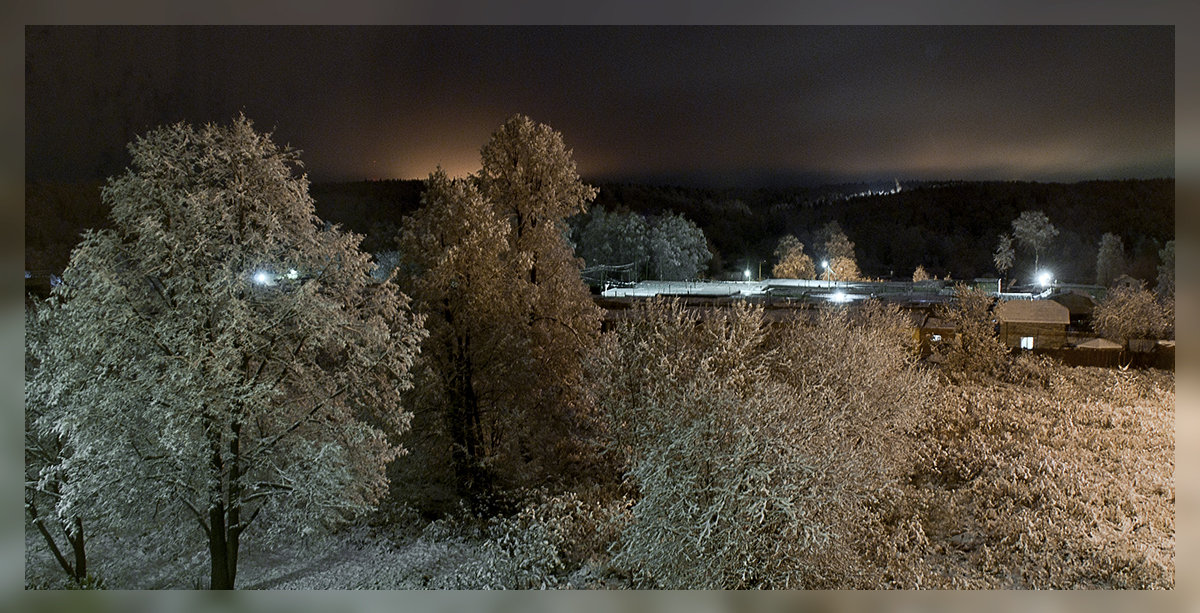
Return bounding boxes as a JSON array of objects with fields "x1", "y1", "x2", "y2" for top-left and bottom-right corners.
[{"x1": 995, "y1": 299, "x2": 1070, "y2": 349}]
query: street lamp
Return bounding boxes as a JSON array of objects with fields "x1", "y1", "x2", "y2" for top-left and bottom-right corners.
[
  {"x1": 744, "y1": 268, "x2": 752, "y2": 280},
  {"x1": 252, "y1": 270, "x2": 274, "y2": 286},
  {"x1": 1037, "y1": 270, "x2": 1052, "y2": 288}
]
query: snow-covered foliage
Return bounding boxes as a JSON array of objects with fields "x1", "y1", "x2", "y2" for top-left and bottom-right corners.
[
  {"x1": 909, "y1": 364, "x2": 1174, "y2": 588},
  {"x1": 587, "y1": 298, "x2": 933, "y2": 588},
  {"x1": 395, "y1": 116, "x2": 604, "y2": 509},
  {"x1": 645, "y1": 211, "x2": 711, "y2": 280},
  {"x1": 934, "y1": 285, "x2": 1008, "y2": 381},
  {"x1": 772, "y1": 234, "x2": 816, "y2": 279},
  {"x1": 993, "y1": 233, "x2": 1015, "y2": 277},
  {"x1": 28, "y1": 116, "x2": 426, "y2": 588},
  {"x1": 574, "y1": 205, "x2": 711, "y2": 282},
  {"x1": 1011, "y1": 210, "x2": 1059, "y2": 273},
  {"x1": 1094, "y1": 232, "x2": 1127, "y2": 287},
  {"x1": 1092, "y1": 284, "x2": 1170, "y2": 343},
  {"x1": 574, "y1": 206, "x2": 651, "y2": 272}
]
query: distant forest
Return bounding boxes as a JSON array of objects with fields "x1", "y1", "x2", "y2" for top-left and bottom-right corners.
[{"x1": 26, "y1": 178, "x2": 1174, "y2": 286}]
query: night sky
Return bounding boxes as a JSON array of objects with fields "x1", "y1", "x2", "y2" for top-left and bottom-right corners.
[{"x1": 25, "y1": 25, "x2": 1174, "y2": 188}]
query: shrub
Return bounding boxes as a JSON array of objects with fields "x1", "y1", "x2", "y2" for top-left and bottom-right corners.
[
  {"x1": 588, "y1": 299, "x2": 933, "y2": 588},
  {"x1": 934, "y1": 285, "x2": 1008, "y2": 381},
  {"x1": 1092, "y1": 285, "x2": 1169, "y2": 343}
]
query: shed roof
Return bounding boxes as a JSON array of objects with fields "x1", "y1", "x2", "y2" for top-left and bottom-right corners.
[{"x1": 995, "y1": 299, "x2": 1070, "y2": 324}]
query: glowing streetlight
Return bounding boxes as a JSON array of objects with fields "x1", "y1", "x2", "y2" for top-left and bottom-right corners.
[
  {"x1": 821, "y1": 260, "x2": 829, "y2": 270},
  {"x1": 744, "y1": 268, "x2": 752, "y2": 280},
  {"x1": 285, "y1": 268, "x2": 299, "y2": 280},
  {"x1": 252, "y1": 270, "x2": 274, "y2": 286},
  {"x1": 1037, "y1": 271, "x2": 1052, "y2": 288},
  {"x1": 831, "y1": 291, "x2": 848, "y2": 303}
]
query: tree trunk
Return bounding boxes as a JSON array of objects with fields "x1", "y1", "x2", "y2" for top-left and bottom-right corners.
[
  {"x1": 206, "y1": 421, "x2": 239, "y2": 590},
  {"x1": 208, "y1": 501, "x2": 233, "y2": 589},
  {"x1": 71, "y1": 516, "x2": 86, "y2": 582},
  {"x1": 446, "y1": 330, "x2": 489, "y2": 502}
]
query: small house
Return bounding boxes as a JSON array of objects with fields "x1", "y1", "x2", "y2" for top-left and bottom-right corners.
[{"x1": 995, "y1": 299, "x2": 1069, "y2": 349}]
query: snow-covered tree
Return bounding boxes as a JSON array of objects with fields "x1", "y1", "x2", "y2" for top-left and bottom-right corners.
[
  {"x1": 1157, "y1": 240, "x2": 1174, "y2": 300},
  {"x1": 574, "y1": 206, "x2": 650, "y2": 274},
  {"x1": 993, "y1": 233, "x2": 1015, "y2": 279},
  {"x1": 474, "y1": 115, "x2": 604, "y2": 491},
  {"x1": 1011, "y1": 210, "x2": 1059, "y2": 273},
  {"x1": 647, "y1": 211, "x2": 711, "y2": 280},
  {"x1": 933, "y1": 285, "x2": 1008, "y2": 380},
  {"x1": 772, "y1": 235, "x2": 816, "y2": 279},
  {"x1": 25, "y1": 303, "x2": 90, "y2": 586},
  {"x1": 816, "y1": 221, "x2": 861, "y2": 281},
  {"x1": 912, "y1": 265, "x2": 932, "y2": 282},
  {"x1": 1093, "y1": 284, "x2": 1169, "y2": 344},
  {"x1": 396, "y1": 169, "x2": 525, "y2": 502},
  {"x1": 36, "y1": 116, "x2": 426, "y2": 589},
  {"x1": 1095, "y1": 233, "x2": 1127, "y2": 287}
]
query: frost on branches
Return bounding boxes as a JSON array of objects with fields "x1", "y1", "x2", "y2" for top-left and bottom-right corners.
[
  {"x1": 396, "y1": 116, "x2": 604, "y2": 509},
  {"x1": 588, "y1": 299, "x2": 932, "y2": 588},
  {"x1": 30, "y1": 116, "x2": 426, "y2": 589}
]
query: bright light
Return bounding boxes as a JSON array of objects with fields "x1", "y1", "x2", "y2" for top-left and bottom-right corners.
[
  {"x1": 830, "y1": 291, "x2": 848, "y2": 303},
  {"x1": 285, "y1": 268, "x2": 299, "y2": 280},
  {"x1": 822, "y1": 260, "x2": 829, "y2": 269},
  {"x1": 744, "y1": 269, "x2": 752, "y2": 280},
  {"x1": 1037, "y1": 271, "x2": 1052, "y2": 287},
  {"x1": 252, "y1": 270, "x2": 274, "y2": 286}
]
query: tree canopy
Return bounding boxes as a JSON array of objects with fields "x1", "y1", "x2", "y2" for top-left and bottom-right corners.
[
  {"x1": 772, "y1": 235, "x2": 816, "y2": 279},
  {"x1": 30, "y1": 116, "x2": 426, "y2": 589}
]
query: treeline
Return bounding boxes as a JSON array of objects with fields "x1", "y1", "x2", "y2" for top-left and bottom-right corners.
[
  {"x1": 27, "y1": 176, "x2": 1173, "y2": 286},
  {"x1": 304, "y1": 177, "x2": 1175, "y2": 284}
]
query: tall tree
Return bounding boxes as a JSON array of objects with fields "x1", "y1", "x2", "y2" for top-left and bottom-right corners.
[
  {"x1": 1156, "y1": 240, "x2": 1174, "y2": 299},
  {"x1": 396, "y1": 169, "x2": 522, "y2": 502},
  {"x1": 1010, "y1": 210, "x2": 1059, "y2": 274},
  {"x1": 647, "y1": 211, "x2": 712, "y2": 280},
  {"x1": 36, "y1": 117, "x2": 426, "y2": 589},
  {"x1": 474, "y1": 115, "x2": 604, "y2": 491},
  {"x1": 772, "y1": 235, "x2": 816, "y2": 279},
  {"x1": 1095, "y1": 232, "x2": 1128, "y2": 287},
  {"x1": 816, "y1": 221, "x2": 861, "y2": 281},
  {"x1": 993, "y1": 233, "x2": 1015, "y2": 280}
]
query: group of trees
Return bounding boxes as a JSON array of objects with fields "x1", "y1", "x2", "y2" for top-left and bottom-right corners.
[
  {"x1": 26, "y1": 114, "x2": 607, "y2": 589},
  {"x1": 770, "y1": 221, "x2": 861, "y2": 281},
  {"x1": 572, "y1": 206, "x2": 711, "y2": 281}
]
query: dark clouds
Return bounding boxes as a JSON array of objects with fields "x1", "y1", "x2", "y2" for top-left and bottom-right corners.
[{"x1": 25, "y1": 26, "x2": 1173, "y2": 187}]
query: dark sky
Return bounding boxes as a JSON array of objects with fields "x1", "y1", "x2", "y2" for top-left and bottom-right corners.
[{"x1": 25, "y1": 25, "x2": 1174, "y2": 187}]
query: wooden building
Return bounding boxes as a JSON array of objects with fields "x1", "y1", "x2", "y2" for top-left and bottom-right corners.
[{"x1": 995, "y1": 299, "x2": 1070, "y2": 349}]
